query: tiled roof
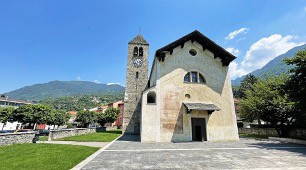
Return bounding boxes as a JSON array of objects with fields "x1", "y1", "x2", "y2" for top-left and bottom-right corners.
[{"x1": 183, "y1": 102, "x2": 221, "y2": 111}]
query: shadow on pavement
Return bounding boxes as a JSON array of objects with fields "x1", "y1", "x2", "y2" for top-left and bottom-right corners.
[
  {"x1": 117, "y1": 134, "x2": 140, "y2": 142},
  {"x1": 248, "y1": 141, "x2": 306, "y2": 156}
]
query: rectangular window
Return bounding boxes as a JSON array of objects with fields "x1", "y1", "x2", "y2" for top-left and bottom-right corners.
[{"x1": 191, "y1": 72, "x2": 197, "y2": 82}]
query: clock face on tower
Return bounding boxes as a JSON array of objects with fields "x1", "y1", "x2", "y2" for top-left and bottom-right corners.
[{"x1": 133, "y1": 58, "x2": 143, "y2": 68}]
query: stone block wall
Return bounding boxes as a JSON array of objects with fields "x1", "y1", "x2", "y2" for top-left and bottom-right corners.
[
  {"x1": 238, "y1": 128, "x2": 279, "y2": 137},
  {"x1": 48, "y1": 128, "x2": 96, "y2": 140},
  {"x1": 0, "y1": 132, "x2": 37, "y2": 146},
  {"x1": 239, "y1": 128, "x2": 306, "y2": 140}
]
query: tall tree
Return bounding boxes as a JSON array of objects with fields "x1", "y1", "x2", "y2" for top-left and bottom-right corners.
[
  {"x1": 238, "y1": 74, "x2": 258, "y2": 99},
  {"x1": 239, "y1": 75, "x2": 296, "y2": 137},
  {"x1": 284, "y1": 49, "x2": 306, "y2": 115}
]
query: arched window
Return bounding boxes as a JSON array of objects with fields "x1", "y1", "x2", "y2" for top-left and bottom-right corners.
[
  {"x1": 147, "y1": 91, "x2": 156, "y2": 104},
  {"x1": 139, "y1": 47, "x2": 143, "y2": 56},
  {"x1": 184, "y1": 73, "x2": 190, "y2": 82},
  {"x1": 199, "y1": 73, "x2": 206, "y2": 83},
  {"x1": 133, "y1": 46, "x2": 138, "y2": 56},
  {"x1": 183, "y1": 71, "x2": 206, "y2": 84},
  {"x1": 136, "y1": 72, "x2": 139, "y2": 79},
  {"x1": 191, "y1": 72, "x2": 197, "y2": 82}
]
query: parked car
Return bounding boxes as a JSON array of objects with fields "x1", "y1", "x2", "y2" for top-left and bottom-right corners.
[
  {"x1": 15, "y1": 129, "x2": 33, "y2": 133},
  {"x1": 0, "y1": 130, "x2": 15, "y2": 133}
]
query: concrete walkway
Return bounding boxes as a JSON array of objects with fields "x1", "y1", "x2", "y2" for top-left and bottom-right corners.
[
  {"x1": 79, "y1": 135, "x2": 306, "y2": 169},
  {"x1": 37, "y1": 141, "x2": 108, "y2": 148}
]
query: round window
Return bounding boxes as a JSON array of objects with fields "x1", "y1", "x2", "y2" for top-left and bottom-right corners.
[{"x1": 189, "y1": 49, "x2": 197, "y2": 56}]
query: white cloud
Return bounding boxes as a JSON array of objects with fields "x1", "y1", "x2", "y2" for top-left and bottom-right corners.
[
  {"x1": 229, "y1": 61, "x2": 248, "y2": 79},
  {"x1": 225, "y1": 28, "x2": 249, "y2": 40},
  {"x1": 107, "y1": 82, "x2": 121, "y2": 86},
  {"x1": 76, "y1": 76, "x2": 81, "y2": 80},
  {"x1": 230, "y1": 34, "x2": 304, "y2": 79},
  {"x1": 94, "y1": 80, "x2": 100, "y2": 84},
  {"x1": 226, "y1": 47, "x2": 240, "y2": 56}
]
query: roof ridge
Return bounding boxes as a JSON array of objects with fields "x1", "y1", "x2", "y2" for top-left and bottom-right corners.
[
  {"x1": 128, "y1": 34, "x2": 149, "y2": 45},
  {"x1": 155, "y1": 30, "x2": 236, "y2": 66}
]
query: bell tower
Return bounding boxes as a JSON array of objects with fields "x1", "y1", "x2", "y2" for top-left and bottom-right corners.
[{"x1": 123, "y1": 34, "x2": 149, "y2": 135}]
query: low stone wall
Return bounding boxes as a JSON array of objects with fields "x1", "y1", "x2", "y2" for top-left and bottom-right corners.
[
  {"x1": 239, "y1": 128, "x2": 279, "y2": 137},
  {"x1": 96, "y1": 127, "x2": 106, "y2": 132},
  {"x1": 269, "y1": 137, "x2": 306, "y2": 145},
  {"x1": 0, "y1": 132, "x2": 37, "y2": 146},
  {"x1": 48, "y1": 128, "x2": 96, "y2": 140},
  {"x1": 96, "y1": 126, "x2": 119, "y2": 132},
  {"x1": 239, "y1": 128, "x2": 306, "y2": 140},
  {"x1": 106, "y1": 126, "x2": 119, "y2": 131}
]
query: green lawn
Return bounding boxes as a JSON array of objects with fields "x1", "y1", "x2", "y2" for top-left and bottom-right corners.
[
  {"x1": 0, "y1": 143, "x2": 99, "y2": 170},
  {"x1": 239, "y1": 133, "x2": 269, "y2": 139},
  {"x1": 39, "y1": 136, "x2": 49, "y2": 141},
  {"x1": 56, "y1": 130, "x2": 122, "y2": 142}
]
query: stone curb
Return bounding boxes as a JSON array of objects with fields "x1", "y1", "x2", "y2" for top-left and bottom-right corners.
[
  {"x1": 269, "y1": 137, "x2": 306, "y2": 145},
  {"x1": 71, "y1": 134, "x2": 123, "y2": 170}
]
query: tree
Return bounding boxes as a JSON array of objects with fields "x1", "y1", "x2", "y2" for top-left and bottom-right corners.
[
  {"x1": 96, "y1": 107, "x2": 120, "y2": 126},
  {"x1": 32, "y1": 104, "x2": 52, "y2": 125},
  {"x1": 0, "y1": 94, "x2": 6, "y2": 98},
  {"x1": 284, "y1": 49, "x2": 306, "y2": 115},
  {"x1": 47, "y1": 110, "x2": 70, "y2": 129},
  {"x1": 54, "y1": 110, "x2": 70, "y2": 127},
  {"x1": 239, "y1": 75, "x2": 296, "y2": 137},
  {"x1": 13, "y1": 104, "x2": 52, "y2": 129},
  {"x1": 13, "y1": 104, "x2": 35, "y2": 128},
  {"x1": 0, "y1": 107, "x2": 15, "y2": 130},
  {"x1": 238, "y1": 74, "x2": 258, "y2": 99},
  {"x1": 232, "y1": 86, "x2": 240, "y2": 99},
  {"x1": 75, "y1": 110, "x2": 96, "y2": 128}
]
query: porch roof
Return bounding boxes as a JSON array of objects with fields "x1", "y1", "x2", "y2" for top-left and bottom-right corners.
[{"x1": 183, "y1": 102, "x2": 220, "y2": 113}]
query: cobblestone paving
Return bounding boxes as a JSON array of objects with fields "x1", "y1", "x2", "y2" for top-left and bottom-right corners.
[{"x1": 82, "y1": 135, "x2": 306, "y2": 169}]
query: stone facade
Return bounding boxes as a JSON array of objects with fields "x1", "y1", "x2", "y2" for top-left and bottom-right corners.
[
  {"x1": 141, "y1": 31, "x2": 239, "y2": 142},
  {"x1": 123, "y1": 35, "x2": 149, "y2": 135},
  {"x1": 0, "y1": 132, "x2": 37, "y2": 146},
  {"x1": 48, "y1": 128, "x2": 95, "y2": 140}
]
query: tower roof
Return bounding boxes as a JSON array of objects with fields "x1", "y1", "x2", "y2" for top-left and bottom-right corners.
[{"x1": 128, "y1": 34, "x2": 149, "y2": 45}]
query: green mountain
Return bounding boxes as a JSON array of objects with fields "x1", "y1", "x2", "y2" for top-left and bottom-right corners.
[
  {"x1": 232, "y1": 44, "x2": 306, "y2": 86},
  {"x1": 4, "y1": 80, "x2": 125, "y2": 101}
]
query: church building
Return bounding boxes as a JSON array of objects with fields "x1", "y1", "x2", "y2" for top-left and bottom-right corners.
[{"x1": 123, "y1": 30, "x2": 239, "y2": 142}]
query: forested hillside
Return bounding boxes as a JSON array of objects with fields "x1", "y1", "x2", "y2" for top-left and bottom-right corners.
[
  {"x1": 4, "y1": 80, "x2": 125, "y2": 101},
  {"x1": 39, "y1": 93, "x2": 124, "y2": 111},
  {"x1": 232, "y1": 44, "x2": 306, "y2": 85}
]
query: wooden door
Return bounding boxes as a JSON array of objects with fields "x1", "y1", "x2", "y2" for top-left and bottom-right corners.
[{"x1": 191, "y1": 118, "x2": 207, "y2": 141}]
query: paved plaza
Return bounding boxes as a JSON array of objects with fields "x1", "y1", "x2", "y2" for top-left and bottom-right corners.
[{"x1": 81, "y1": 135, "x2": 306, "y2": 169}]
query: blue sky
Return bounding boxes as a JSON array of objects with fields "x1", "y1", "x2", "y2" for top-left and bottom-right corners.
[{"x1": 1, "y1": 0, "x2": 306, "y2": 93}]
